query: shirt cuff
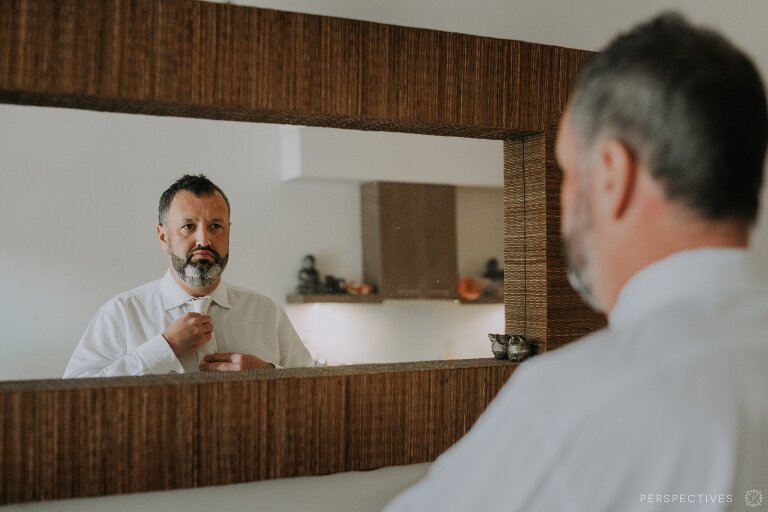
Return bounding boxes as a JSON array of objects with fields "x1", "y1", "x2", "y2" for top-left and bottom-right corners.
[{"x1": 134, "y1": 335, "x2": 185, "y2": 375}]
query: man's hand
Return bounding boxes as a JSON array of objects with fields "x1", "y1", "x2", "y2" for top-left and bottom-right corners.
[
  {"x1": 199, "y1": 353, "x2": 275, "y2": 371},
  {"x1": 162, "y1": 313, "x2": 212, "y2": 357}
]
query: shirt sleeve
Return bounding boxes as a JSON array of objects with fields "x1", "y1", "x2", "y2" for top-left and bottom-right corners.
[
  {"x1": 63, "y1": 307, "x2": 184, "y2": 378},
  {"x1": 275, "y1": 306, "x2": 314, "y2": 368}
]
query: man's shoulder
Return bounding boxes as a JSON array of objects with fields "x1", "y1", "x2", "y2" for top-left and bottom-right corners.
[
  {"x1": 224, "y1": 283, "x2": 281, "y2": 310},
  {"x1": 98, "y1": 278, "x2": 164, "y2": 315},
  {"x1": 510, "y1": 328, "x2": 615, "y2": 396},
  {"x1": 496, "y1": 327, "x2": 655, "y2": 428}
]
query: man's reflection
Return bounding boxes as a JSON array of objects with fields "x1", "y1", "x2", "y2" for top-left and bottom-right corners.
[{"x1": 64, "y1": 174, "x2": 313, "y2": 377}]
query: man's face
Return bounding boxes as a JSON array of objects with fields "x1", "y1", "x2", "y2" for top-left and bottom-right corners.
[
  {"x1": 159, "y1": 190, "x2": 231, "y2": 289},
  {"x1": 556, "y1": 109, "x2": 602, "y2": 311}
]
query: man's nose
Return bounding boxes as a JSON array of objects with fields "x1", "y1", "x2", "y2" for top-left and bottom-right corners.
[{"x1": 195, "y1": 225, "x2": 210, "y2": 246}]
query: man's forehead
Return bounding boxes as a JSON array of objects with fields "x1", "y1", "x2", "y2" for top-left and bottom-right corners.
[{"x1": 170, "y1": 190, "x2": 227, "y2": 208}]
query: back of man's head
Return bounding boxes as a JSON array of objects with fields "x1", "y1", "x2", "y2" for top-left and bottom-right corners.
[
  {"x1": 158, "y1": 174, "x2": 231, "y2": 225},
  {"x1": 570, "y1": 12, "x2": 768, "y2": 224}
]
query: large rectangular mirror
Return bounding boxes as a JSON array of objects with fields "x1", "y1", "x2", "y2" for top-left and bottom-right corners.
[
  {"x1": 0, "y1": 0, "x2": 604, "y2": 503},
  {"x1": 1, "y1": 103, "x2": 505, "y2": 380}
]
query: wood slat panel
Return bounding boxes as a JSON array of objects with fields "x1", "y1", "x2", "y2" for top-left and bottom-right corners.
[
  {"x1": 344, "y1": 364, "x2": 516, "y2": 470},
  {"x1": 0, "y1": 380, "x2": 197, "y2": 503},
  {"x1": 503, "y1": 139, "x2": 527, "y2": 337},
  {"x1": 0, "y1": 362, "x2": 516, "y2": 504},
  {"x1": 0, "y1": 0, "x2": 591, "y2": 138},
  {"x1": 504, "y1": 132, "x2": 606, "y2": 352},
  {"x1": 196, "y1": 378, "x2": 270, "y2": 486},
  {"x1": 264, "y1": 375, "x2": 347, "y2": 479},
  {"x1": 542, "y1": 126, "x2": 607, "y2": 346}
]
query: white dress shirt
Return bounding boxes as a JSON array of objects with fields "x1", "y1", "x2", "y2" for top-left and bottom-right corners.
[
  {"x1": 386, "y1": 248, "x2": 768, "y2": 511},
  {"x1": 64, "y1": 270, "x2": 314, "y2": 377}
]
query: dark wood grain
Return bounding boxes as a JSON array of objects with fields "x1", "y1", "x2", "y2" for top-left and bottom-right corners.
[
  {"x1": 503, "y1": 131, "x2": 607, "y2": 353},
  {"x1": 0, "y1": 0, "x2": 591, "y2": 138},
  {"x1": 541, "y1": 126, "x2": 608, "y2": 347},
  {"x1": 362, "y1": 182, "x2": 458, "y2": 299},
  {"x1": 0, "y1": 361, "x2": 516, "y2": 503}
]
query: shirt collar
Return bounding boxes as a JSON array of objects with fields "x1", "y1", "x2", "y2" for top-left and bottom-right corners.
[
  {"x1": 609, "y1": 247, "x2": 755, "y2": 330},
  {"x1": 159, "y1": 269, "x2": 232, "y2": 311}
]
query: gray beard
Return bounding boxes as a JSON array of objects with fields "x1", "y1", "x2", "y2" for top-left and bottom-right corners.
[
  {"x1": 564, "y1": 243, "x2": 602, "y2": 312},
  {"x1": 562, "y1": 199, "x2": 603, "y2": 312},
  {"x1": 169, "y1": 248, "x2": 228, "y2": 289}
]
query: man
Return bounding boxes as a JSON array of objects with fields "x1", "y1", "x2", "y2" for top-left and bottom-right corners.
[
  {"x1": 386, "y1": 13, "x2": 768, "y2": 511},
  {"x1": 64, "y1": 174, "x2": 313, "y2": 377}
]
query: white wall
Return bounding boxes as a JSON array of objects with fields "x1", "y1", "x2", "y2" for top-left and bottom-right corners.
[
  {"x1": 0, "y1": 105, "x2": 353, "y2": 379},
  {"x1": 456, "y1": 187, "x2": 504, "y2": 277},
  {"x1": 6, "y1": 0, "x2": 768, "y2": 510},
  {"x1": 0, "y1": 105, "x2": 503, "y2": 380},
  {"x1": 237, "y1": 0, "x2": 768, "y2": 274},
  {"x1": 280, "y1": 126, "x2": 503, "y2": 187}
]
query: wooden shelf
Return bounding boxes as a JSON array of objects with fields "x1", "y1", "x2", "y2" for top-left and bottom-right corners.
[
  {"x1": 458, "y1": 296, "x2": 504, "y2": 304},
  {"x1": 288, "y1": 294, "x2": 503, "y2": 305},
  {"x1": 287, "y1": 294, "x2": 384, "y2": 304}
]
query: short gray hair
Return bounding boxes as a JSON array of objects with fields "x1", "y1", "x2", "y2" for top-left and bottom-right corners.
[
  {"x1": 570, "y1": 12, "x2": 768, "y2": 224},
  {"x1": 158, "y1": 174, "x2": 230, "y2": 225}
]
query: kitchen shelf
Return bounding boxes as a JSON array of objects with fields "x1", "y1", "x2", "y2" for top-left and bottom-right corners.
[
  {"x1": 287, "y1": 294, "x2": 504, "y2": 305},
  {"x1": 458, "y1": 296, "x2": 504, "y2": 304},
  {"x1": 287, "y1": 294, "x2": 384, "y2": 304}
]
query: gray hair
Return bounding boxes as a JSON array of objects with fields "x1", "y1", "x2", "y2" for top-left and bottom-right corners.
[
  {"x1": 570, "y1": 12, "x2": 768, "y2": 224},
  {"x1": 158, "y1": 174, "x2": 230, "y2": 225}
]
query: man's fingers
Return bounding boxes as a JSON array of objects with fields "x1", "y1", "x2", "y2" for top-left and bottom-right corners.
[
  {"x1": 204, "y1": 352, "x2": 237, "y2": 363},
  {"x1": 200, "y1": 353, "x2": 273, "y2": 370},
  {"x1": 184, "y1": 312, "x2": 211, "y2": 323}
]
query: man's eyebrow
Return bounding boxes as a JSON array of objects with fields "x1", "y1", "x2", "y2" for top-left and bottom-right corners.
[{"x1": 179, "y1": 217, "x2": 227, "y2": 222}]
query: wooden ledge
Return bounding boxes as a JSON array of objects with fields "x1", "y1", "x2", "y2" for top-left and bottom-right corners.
[
  {"x1": 0, "y1": 358, "x2": 518, "y2": 504},
  {"x1": 0, "y1": 358, "x2": 516, "y2": 391}
]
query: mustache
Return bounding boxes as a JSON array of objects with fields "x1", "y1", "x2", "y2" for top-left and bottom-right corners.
[{"x1": 186, "y1": 245, "x2": 223, "y2": 265}]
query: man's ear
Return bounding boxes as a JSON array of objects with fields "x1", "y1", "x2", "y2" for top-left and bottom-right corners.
[
  {"x1": 157, "y1": 224, "x2": 168, "y2": 250},
  {"x1": 595, "y1": 138, "x2": 637, "y2": 220}
]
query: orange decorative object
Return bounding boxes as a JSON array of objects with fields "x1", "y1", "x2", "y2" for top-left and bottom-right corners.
[
  {"x1": 347, "y1": 281, "x2": 375, "y2": 295},
  {"x1": 457, "y1": 277, "x2": 481, "y2": 301}
]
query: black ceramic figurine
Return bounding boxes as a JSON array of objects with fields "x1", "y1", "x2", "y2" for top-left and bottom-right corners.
[
  {"x1": 482, "y1": 258, "x2": 504, "y2": 298},
  {"x1": 297, "y1": 254, "x2": 324, "y2": 294},
  {"x1": 482, "y1": 258, "x2": 504, "y2": 282},
  {"x1": 324, "y1": 275, "x2": 347, "y2": 294}
]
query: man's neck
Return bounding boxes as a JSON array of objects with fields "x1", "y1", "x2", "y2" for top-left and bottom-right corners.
[
  {"x1": 600, "y1": 217, "x2": 750, "y2": 315},
  {"x1": 169, "y1": 268, "x2": 221, "y2": 297}
]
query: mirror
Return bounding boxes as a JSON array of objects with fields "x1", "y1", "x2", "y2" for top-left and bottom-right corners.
[
  {"x1": 0, "y1": 0, "x2": 602, "y2": 503},
  {"x1": 0, "y1": 103, "x2": 505, "y2": 380}
]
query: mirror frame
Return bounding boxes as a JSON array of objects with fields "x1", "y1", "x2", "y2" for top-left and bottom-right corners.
[{"x1": 0, "y1": 0, "x2": 605, "y2": 503}]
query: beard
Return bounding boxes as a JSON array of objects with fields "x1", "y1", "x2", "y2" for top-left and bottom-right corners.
[
  {"x1": 168, "y1": 243, "x2": 229, "y2": 289},
  {"x1": 562, "y1": 195, "x2": 603, "y2": 312}
]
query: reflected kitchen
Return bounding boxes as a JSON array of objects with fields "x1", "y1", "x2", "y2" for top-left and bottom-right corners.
[{"x1": 0, "y1": 105, "x2": 504, "y2": 380}]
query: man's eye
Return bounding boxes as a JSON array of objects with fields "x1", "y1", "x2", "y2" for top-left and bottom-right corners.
[
  {"x1": 182, "y1": 224, "x2": 194, "y2": 231},
  {"x1": 211, "y1": 224, "x2": 222, "y2": 230}
]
